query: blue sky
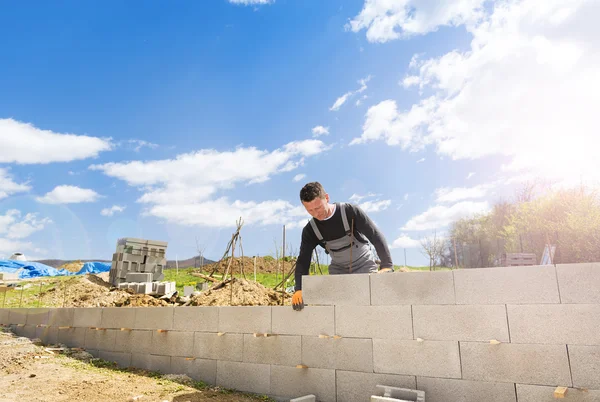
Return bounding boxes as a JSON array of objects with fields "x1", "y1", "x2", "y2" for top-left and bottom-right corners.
[{"x1": 0, "y1": 0, "x2": 597, "y2": 264}]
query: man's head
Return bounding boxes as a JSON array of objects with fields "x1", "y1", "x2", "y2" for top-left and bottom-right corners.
[{"x1": 300, "y1": 182, "x2": 331, "y2": 221}]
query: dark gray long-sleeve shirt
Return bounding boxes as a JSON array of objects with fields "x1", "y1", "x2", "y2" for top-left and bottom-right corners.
[{"x1": 295, "y1": 202, "x2": 393, "y2": 291}]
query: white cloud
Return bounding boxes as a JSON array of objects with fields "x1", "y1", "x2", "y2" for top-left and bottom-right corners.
[
  {"x1": 391, "y1": 234, "x2": 421, "y2": 249},
  {"x1": 403, "y1": 193, "x2": 409, "y2": 201},
  {"x1": 435, "y1": 184, "x2": 491, "y2": 203},
  {"x1": 128, "y1": 139, "x2": 158, "y2": 152},
  {"x1": 359, "y1": 199, "x2": 391, "y2": 213},
  {"x1": 311, "y1": 126, "x2": 330, "y2": 137},
  {"x1": 0, "y1": 209, "x2": 51, "y2": 258},
  {"x1": 293, "y1": 174, "x2": 306, "y2": 182},
  {"x1": 36, "y1": 185, "x2": 101, "y2": 204},
  {"x1": 0, "y1": 118, "x2": 112, "y2": 164},
  {"x1": 355, "y1": 0, "x2": 600, "y2": 187},
  {"x1": 347, "y1": 0, "x2": 486, "y2": 42},
  {"x1": 0, "y1": 168, "x2": 31, "y2": 199},
  {"x1": 402, "y1": 201, "x2": 490, "y2": 231},
  {"x1": 228, "y1": 0, "x2": 273, "y2": 4},
  {"x1": 101, "y1": 205, "x2": 126, "y2": 217},
  {"x1": 330, "y1": 75, "x2": 372, "y2": 111},
  {"x1": 467, "y1": 172, "x2": 476, "y2": 180},
  {"x1": 349, "y1": 192, "x2": 378, "y2": 202},
  {"x1": 417, "y1": 158, "x2": 425, "y2": 163},
  {"x1": 91, "y1": 140, "x2": 329, "y2": 227}
]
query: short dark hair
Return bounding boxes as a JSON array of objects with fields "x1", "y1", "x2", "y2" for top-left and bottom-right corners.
[{"x1": 300, "y1": 182, "x2": 326, "y2": 202}]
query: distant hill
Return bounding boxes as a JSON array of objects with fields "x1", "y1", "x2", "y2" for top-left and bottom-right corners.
[{"x1": 33, "y1": 255, "x2": 216, "y2": 269}]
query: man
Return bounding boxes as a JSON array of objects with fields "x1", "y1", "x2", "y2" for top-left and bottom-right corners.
[{"x1": 292, "y1": 182, "x2": 393, "y2": 310}]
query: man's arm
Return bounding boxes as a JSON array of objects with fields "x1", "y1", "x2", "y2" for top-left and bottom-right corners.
[
  {"x1": 294, "y1": 225, "x2": 318, "y2": 291},
  {"x1": 350, "y1": 204, "x2": 393, "y2": 269}
]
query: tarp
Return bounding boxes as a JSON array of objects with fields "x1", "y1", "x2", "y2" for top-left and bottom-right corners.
[{"x1": 0, "y1": 260, "x2": 111, "y2": 279}]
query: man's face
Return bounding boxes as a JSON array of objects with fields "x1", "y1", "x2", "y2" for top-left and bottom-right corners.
[{"x1": 302, "y1": 194, "x2": 330, "y2": 221}]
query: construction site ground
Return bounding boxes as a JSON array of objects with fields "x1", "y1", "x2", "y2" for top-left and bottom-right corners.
[{"x1": 0, "y1": 326, "x2": 273, "y2": 402}]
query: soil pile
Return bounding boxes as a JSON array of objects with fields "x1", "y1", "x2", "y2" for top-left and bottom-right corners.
[
  {"x1": 202, "y1": 256, "x2": 295, "y2": 275},
  {"x1": 58, "y1": 260, "x2": 85, "y2": 273},
  {"x1": 190, "y1": 278, "x2": 290, "y2": 306}
]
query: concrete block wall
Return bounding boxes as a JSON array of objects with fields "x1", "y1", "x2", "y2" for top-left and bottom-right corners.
[{"x1": 1, "y1": 263, "x2": 599, "y2": 402}]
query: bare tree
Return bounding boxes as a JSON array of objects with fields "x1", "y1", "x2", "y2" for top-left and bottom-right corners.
[
  {"x1": 420, "y1": 231, "x2": 446, "y2": 271},
  {"x1": 195, "y1": 236, "x2": 206, "y2": 269}
]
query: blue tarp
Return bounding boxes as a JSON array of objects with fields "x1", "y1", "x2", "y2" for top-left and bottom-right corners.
[{"x1": 0, "y1": 260, "x2": 111, "y2": 279}]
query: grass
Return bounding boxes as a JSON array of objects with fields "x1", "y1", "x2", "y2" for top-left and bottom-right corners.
[{"x1": 0, "y1": 276, "x2": 76, "y2": 309}]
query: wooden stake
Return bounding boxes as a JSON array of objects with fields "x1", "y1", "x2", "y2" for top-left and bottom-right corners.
[
  {"x1": 296, "y1": 364, "x2": 308, "y2": 369},
  {"x1": 553, "y1": 386, "x2": 568, "y2": 398},
  {"x1": 156, "y1": 329, "x2": 168, "y2": 333},
  {"x1": 318, "y1": 334, "x2": 330, "y2": 339},
  {"x1": 58, "y1": 326, "x2": 72, "y2": 330},
  {"x1": 120, "y1": 328, "x2": 132, "y2": 331}
]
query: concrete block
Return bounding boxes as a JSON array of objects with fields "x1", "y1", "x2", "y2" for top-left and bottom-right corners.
[
  {"x1": 568, "y1": 345, "x2": 600, "y2": 389},
  {"x1": 154, "y1": 272, "x2": 165, "y2": 282},
  {"x1": 73, "y1": 308, "x2": 102, "y2": 328},
  {"x1": 173, "y1": 306, "x2": 219, "y2": 332},
  {"x1": 145, "y1": 255, "x2": 166, "y2": 265},
  {"x1": 133, "y1": 307, "x2": 174, "y2": 330},
  {"x1": 303, "y1": 274, "x2": 371, "y2": 306},
  {"x1": 335, "y1": 305, "x2": 412, "y2": 340},
  {"x1": 413, "y1": 305, "x2": 509, "y2": 342},
  {"x1": 100, "y1": 307, "x2": 135, "y2": 329},
  {"x1": 218, "y1": 306, "x2": 271, "y2": 334},
  {"x1": 216, "y1": 361, "x2": 270, "y2": 394},
  {"x1": 48, "y1": 308, "x2": 74, "y2": 327},
  {"x1": 131, "y1": 353, "x2": 152, "y2": 371},
  {"x1": 270, "y1": 365, "x2": 336, "y2": 402},
  {"x1": 149, "y1": 355, "x2": 171, "y2": 373},
  {"x1": 454, "y1": 265, "x2": 560, "y2": 304},
  {"x1": 121, "y1": 253, "x2": 145, "y2": 264},
  {"x1": 516, "y1": 384, "x2": 600, "y2": 402},
  {"x1": 272, "y1": 306, "x2": 334, "y2": 336},
  {"x1": 373, "y1": 339, "x2": 461, "y2": 378},
  {"x1": 557, "y1": 263, "x2": 600, "y2": 303},
  {"x1": 370, "y1": 271, "x2": 455, "y2": 305},
  {"x1": 58, "y1": 327, "x2": 86, "y2": 348},
  {"x1": 152, "y1": 330, "x2": 194, "y2": 357},
  {"x1": 302, "y1": 336, "x2": 373, "y2": 372},
  {"x1": 0, "y1": 308, "x2": 9, "y2": 324},
  {"x1": 183, "y1": 286, "x2": 194, "y2": 297},
  {"x1": 193, "y1": 332, "x2": 243, "y2": 361},
  {"x1": 25, "y1": 308, "x2": 50, "y2": 326},
  {"x1": 85, "y1": 328, "x2": 117, "y2": 352},
  {"x1": 416, "y1": 377, "x2": 516, "y2": 402},
  {"x1": 117, "y1": 282, "x2": 129, "y2": 289},
  {"x1": 170, "y1": 357, "x2": 217, "y2": 385},
  {"x1": 98, "y1": 351, "x2": 131, "y2": 368},
  {"x1": 336, "y1": 371, "x2": 416, "y2": 402},
  {"x1": 114, "y1": 329, "x2": 153, "y2": 354},
  {"x1": 460, "y1": 342, "x2": 571, "y2": 386},
  {"x1": 8, "y1": 308, "x2": 27, "y2": 324},
  {"x1": 21, "y1": 324, "x2": 36, "y2": 339},
  {"x1": 290, "y1": 396, "x2": 316, "y2": 402},
  {"x1": 36, "y1": 325, "x2": 59, "y2": 345},
  {"x1": 374, "y1": 385, "x2": 425, "y2": 402},
  {"x1": 135, "y1": 282, "x2": 153, "y2": 294},
  {"x1": 508, "y1": 304, "x2": 600, "y2": 345},
  {"x1": 243, "y1": 334, "x2": 301, "y2": 366},
  {"x1": 0, "y1": 272, "x2": 19, "y2": 281},
  {"x1": 125, "y1": 272, "x2": 153, "y2": 283}
]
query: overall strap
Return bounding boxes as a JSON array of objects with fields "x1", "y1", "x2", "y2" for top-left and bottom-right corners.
[
  {"x1": 340, "y1": 203, "x2": 351, "y2": 235},
  {"x1": 309, "y1": 218, "x2": 324, "y2": 241}
]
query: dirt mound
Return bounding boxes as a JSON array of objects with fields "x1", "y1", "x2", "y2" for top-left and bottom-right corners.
[
  {"x1": 190, "y1": 278, "x2": 290, "y2": 306},
  {"x1": 58, "y1": 260, "x2": 85, "y2": 273},
  {"x1": 202, "y1": 256, "x2": 295, "y2": 275},
  {"x1": 114, "y1": 293, "x2": 169, "y2": 307}
]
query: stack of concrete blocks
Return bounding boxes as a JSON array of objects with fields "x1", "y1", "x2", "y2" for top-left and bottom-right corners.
[
  {"x1": 109, "y1": 237, "x2": 175, "y2": 296},
  {"x1": 2, "y1": 262, "x2": 600, "y2": 402}
]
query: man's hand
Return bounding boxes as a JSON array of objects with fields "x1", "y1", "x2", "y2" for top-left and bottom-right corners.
[
  {"x1": 292, "y1": 290, "x2": 304, "y2": 311},
  {"x1": 377, "y1": 268, "x2": 393, "y2": 273}
]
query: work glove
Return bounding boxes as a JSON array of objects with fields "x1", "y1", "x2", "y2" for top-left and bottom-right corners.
[
  {"x1": 292, "y1": 290, "x2": 304, "y2": 311},
  {"x1": 377, "y1": 268, "x2": 393, "y2": 273}
]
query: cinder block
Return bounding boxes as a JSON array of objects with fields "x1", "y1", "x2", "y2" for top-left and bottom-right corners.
[
  {"x1": 25, "y1": 308, "x2": 50, "y2": 326},
  {"x1": 36, "y1": 325, "x2": 59, "y2": 345},
  {"x1": 0, "y1": 309, "x2": 9, "y2": 324},
  {"x1": 413, "y1": 305, "x2": 509, "y2": 342},
  {"x1": 58, "y1": 327, "x2": 86, "y2": 348},
  {"x1": 290, "y1": 396, "x2": 316, "y2": 402},
  {"x1": 121, "y1": 253, "x2": 145, "y2": 264},
  {"x1": 173, "y1": 306, "x2": 219, "y2": 332},
  {"x1": 126, "y1": 272, "x2": 153, "y2": 283},
  {"x1": 302, "y1": 336, "x2": 373, "y2": 372},
  {"x1": 370, "y1": 272, "x2": 455, "y2": 305},
  {"x1": 115, "y1": 329, "x2": 153, "y2": 354},
  {"x1": 193, "y1": 332, "x2": 243, "y2": 361},
  {"x1": 73, "y1": 308, "x2": 102, "y2": 328},
  {"x1": 48, "y1": 308, "x2": 74, "y2": 327},
  {"x1": 85, "y1": 328, "x2": 117, "y2": 352},
  {"x1": 218, "y1": 306, "x2": 271, "y2": 334},
  {"x1": 145, "y1": 255, "x2": 166, "y2": 265},
  {"x1": 516, "y1": 384, "x2": 600, "y2": 402},
  {"x1": 98, "y1": 351, "x2": 131, "y2": 368},
  {"x1": 154, "y1": 272, "x2": 165, "y2": 282},
  {"x1": 170, "y1": 357, "x2": 217, "y2": 385},
  {"x1": 100, "y1": 308, "x2": 136, "y2": 329},
  {"x1": 0, "y1": 272, "x2": 19, "y2": 280},
  {"x1": 508, "y1": 304, "x2": 600, "y2": 345},
  {"x1": 149, "y1": 355, "x2": 171, "y2": 373},
  {"x1": 243, "y1": 334, "x2": 301, "y2": 366},
  {"x1": 272, "y1": 306, "x2": 334, "y2": 336},
  {"x1": 336, "y1": 371, "x2": 416, "y2": 402},
  {"x1": 303, "y1": 274, "x2": 371, "y2": 306},
  {"x1": 133, "y1": 307, "x2": 174, "y2": 330},
  {"x1": 460, "y1": 342, "x2": 571, "y2": 386},
  {"x1": 131, "y1": 353, "x2": 152, "y2": 371},
  {"x1": 454, "y1": 265, "x2": 560, "y2": 304},
  {"x1": 216, "y1": 361, "x2": 270, "y2": 394},
  {"x1": 373, "y1": 339, "x2": 461, "y2": 378},
  {"x1": 136, "y1": 282, "x2": 153, "y2": 294},
  {"x1": 557, "y1": 263, "x2": 600, "y2": 303},
  {"x1": 270, "y1": 366, "x2": 335, "y2": 402},
  {"x1": 152, "y1": 330, "x2": 194, "y2": 357},
  {"x1": 8, "y1": 308, "x2": 27, "y2": 324},
  {"x1": 335, "y1": 305, "x2": 413, "y2": 339},
  {"x1": 183, "y1": 286, "x2": 194, "y2": 297},
  {"x1": 21, "y1": 324, "x2": 36, "y2": 339},
  {"x1": 568, "y1": 345, "x2": 600, "y2": 389},
  {"x1": 416, "y1": 377, "x2": 516, "y2": 402}
]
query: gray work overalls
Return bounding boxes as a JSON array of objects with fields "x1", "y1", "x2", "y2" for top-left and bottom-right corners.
[{"x1": 309, "y1": 203, "x2": 378, "y2": 275}]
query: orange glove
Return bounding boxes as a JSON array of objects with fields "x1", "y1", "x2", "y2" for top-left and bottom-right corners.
[{"x1": 292, "y1": 290, "x2": 304, "y2": 311}]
